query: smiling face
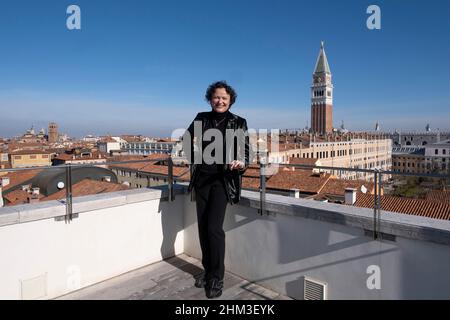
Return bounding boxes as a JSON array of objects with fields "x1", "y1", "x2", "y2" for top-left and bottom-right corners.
[{"x1": 210, "y1": 88, "x2": 231, "y2": 113}]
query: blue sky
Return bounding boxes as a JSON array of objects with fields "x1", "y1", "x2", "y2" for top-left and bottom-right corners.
[{"x1": 0, "y1": 0, "x2": 449, "y2": 138}]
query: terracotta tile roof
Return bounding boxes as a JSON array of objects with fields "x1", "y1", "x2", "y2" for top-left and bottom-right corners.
[
  {"x1": 46, "y1": 148, "x2": 66, "y2": 154},
  {"x1": 54, "y1": 153, "x2": 77, "y2": 161},
  {"x1": 107, "y1": 155, "x2": 150, "y2": 162},
  {"x1": 43, "y1": 178, "x2": 129, "y2": 201},
  {"x1": 146, "y1": 154, "x2": 170, "y2": 160},
  {"x1": 267, "y1": 169, "x2": 331, "y2": 194},
  {"x1": 138, "y1": 164, "x2": 190, "y2": 179},
  {"x1": 352, "y1": 193, "x2": 450, "y2": 220},
  {"x1": 242, "y1": 176, "x2": 260, "y2": 190},
  {"x1": 109, "y1": 161, "x2": 156, "y2": 171},
  {"x1": 121, "y1": 136, "x2": 144, "y2": 142},
  {"x1": 241, "y1": 165, "x2": 332, "y2": 193},
  {"x1": 242, "y1": 167, "x2": 261, "y2": 178},
  {"x1": 256, "y1": 141, "x2": 302, "y2": 152},
  {"x1": 108, "y1": 158, "x2": 190, "y2": 181},
  {"x1": 288, "y1": 157, "x2": 320, "y2": 166},
  {"x1": 108, "y1": 154, "x2": 169, "y2": 167},
  {"x1": 54, "y1": 152, "x2": 106, "y2": 161},
  {"x1": 0, "y1": 162, "x2": 11, "y2": 169},
  {"x1": 1, "y1": 169, "x2": 43, "y2": 191},
  {"x1": 8, "y1": 142, "x2": 48, "y2": 148},
  {"x1": 425, "y1": 190, "x2": 450, "y2": 205},
  {"x1": 3, "y1": 189, "x2": 45, "y2": 206},
  {"x1": 98, "y1": 137, "x2": 117, "y2": 143},
  {"x1": 319, "y1": 178, "x2": 376, "y2": 197},
  {"x1": 177, "y1": 170, "x2": 191, "y2": 182},
  {"x1": 10, "y1": 150, "x2": 52, "y2": 155}
]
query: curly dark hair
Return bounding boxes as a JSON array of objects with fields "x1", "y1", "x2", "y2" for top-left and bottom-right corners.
[{"x1": 205, "y1": 81, "x2": 237, "y2": 106}]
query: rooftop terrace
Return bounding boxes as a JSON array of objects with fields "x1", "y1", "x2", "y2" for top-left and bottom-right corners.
[{"x1": 1, "y1": 184, "x2": 449, "y2": 300}]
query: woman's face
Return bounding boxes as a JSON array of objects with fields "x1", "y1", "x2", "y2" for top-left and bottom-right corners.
[{"x1": 210, "y1": 88, "x2": 231, "y2": 113}]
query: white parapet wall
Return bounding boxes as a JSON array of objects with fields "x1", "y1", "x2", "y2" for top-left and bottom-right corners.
[
  {"x1": 183, "y1": 190, "x2": 450, "y2": 299},
  {"x1": 2, "y1": 185, "x2": 450, "y2": 300},
  {"x1": 0, "y1": 188, "x2": 185, "y2": 300}
]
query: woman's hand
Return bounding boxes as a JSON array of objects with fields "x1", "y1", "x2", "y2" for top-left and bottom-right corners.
[{"x1": 229, "y1": 160, "x2": 245, "y2": 170}]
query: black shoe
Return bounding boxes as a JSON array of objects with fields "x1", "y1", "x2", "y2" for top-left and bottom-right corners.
[
  {"x1": 194, "y1": 272, "x2": 207, "y2": 288},
  {"x1": 205, "y1": 278, "x2": 223, "y2": 299}
]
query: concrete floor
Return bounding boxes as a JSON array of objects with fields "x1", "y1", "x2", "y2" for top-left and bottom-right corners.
[{"x1": 57, "y1": 254, "x2": 292, "y2": 300}]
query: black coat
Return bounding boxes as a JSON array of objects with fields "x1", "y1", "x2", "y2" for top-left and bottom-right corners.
[{"x1": 183, "y1": 111, "x2": 250, "y2": 204}]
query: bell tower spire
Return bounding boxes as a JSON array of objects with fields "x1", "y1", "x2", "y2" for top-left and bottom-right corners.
[{"x1": 311, "y1": 41, "x2": 333, "y2": 134}]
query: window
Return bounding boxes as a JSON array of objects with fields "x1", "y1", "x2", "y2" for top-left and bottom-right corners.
[
  {"x1": 435, "y1": 149, "x2": 439, "y2": 155},
  {"x1": 42, "y1": 155, "x2": 49, "y2": 159},
  {"x1": 444, "y1": 149, "x2": 447, "y2": 155},
  {"x1": 30, "y1": 155, "x2": 37, "y2": 159},
  {"x1": 14, "y1": 155, "x2": 22, "y2": 160}
]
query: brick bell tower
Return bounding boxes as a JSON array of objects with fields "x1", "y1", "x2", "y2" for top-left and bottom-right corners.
[{"x1": 311, "y1": 41, "x2": 333, "y2": 134}]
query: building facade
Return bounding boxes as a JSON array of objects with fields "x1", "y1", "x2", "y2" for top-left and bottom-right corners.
[
  {"x1": 391, "y1": 130, "x2": 450, "y2": 147},
  {"x1": 295, "y1": 138, "x2": 391, "y2": 181},
  {"x1": 391, "y1": 140, "x2": 450, "y2": 174},
  {"x1": 264, "y1": 135, "x2": 392, "y2": 181},
  {"x1": 9, "y1": 150, "x2": 52, "y2": 168},
  {"x1": 122, "y1": 140, "x2": 177, "y2": 155},
  {"x1": 424, "y1": 140, "x2": 450, "y2": 174},
  {"x1": 392, "y1": 146, "x2": 425, "y2": 174}
]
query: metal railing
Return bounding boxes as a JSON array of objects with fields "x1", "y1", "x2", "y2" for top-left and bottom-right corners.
[
  {"x1": 1, "y1": 156, "x2": 449, "y2": 239},
  {"x1": 256, "y1": 162, "x2": 450, "y2": 239},
  {"x1": 0, "y1": 157, "x2": 177, "y2": 223}
]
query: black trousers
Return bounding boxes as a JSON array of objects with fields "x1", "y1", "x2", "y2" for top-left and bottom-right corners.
[{"x1": 194, "y1": 172, "x2": 228, "y2": 281}]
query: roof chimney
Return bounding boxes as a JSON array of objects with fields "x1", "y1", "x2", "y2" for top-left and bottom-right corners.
[
  {"x1": 28, "y1": 193, "x2": 39, "y2": 204},
  {"x1": 345, "y1": 188, "x2": 357, "y2": 205},
  {"x1": 0, "y1": 177, "x2": 10, "y2": 187},
  {"x1": 290, "y1": 188, "x2": 300, "y2": 198},
  {"x1": 32, "y1": 187, "x2": 40, "y2": 195}
]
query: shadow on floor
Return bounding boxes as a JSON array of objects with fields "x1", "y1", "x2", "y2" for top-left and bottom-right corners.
[{"x1": 164, "y1": 255, "x2": 204, "y2": 279}]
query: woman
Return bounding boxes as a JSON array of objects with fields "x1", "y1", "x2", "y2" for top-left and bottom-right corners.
[{"x1": 183, "y1": 81, "x2": 250, "y2": 299}]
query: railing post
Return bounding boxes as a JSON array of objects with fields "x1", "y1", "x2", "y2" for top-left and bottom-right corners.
[
  {"x1": 168, "y1": 156, "x2": 174, "y2": 202},
  {"x1": 65, "y1": 164, "x2": 73, "y2": 223},
  {"x1": 377, "y1": 171, "x2": 382, "y2": 239},
  {"x1": 373, "y1": 170, "x2": 378, "y2": 240},
  {"x1": 259, "y1": 162, "x2": 267, "y2": 215},
  {"x1": 190, "y1": 165, "x2": 195, "y2": 202}
]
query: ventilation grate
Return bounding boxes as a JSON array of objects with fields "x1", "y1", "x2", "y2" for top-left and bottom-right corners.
[{"x1": 303, "y1": 276, "x2": 327, "y2": 300}]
